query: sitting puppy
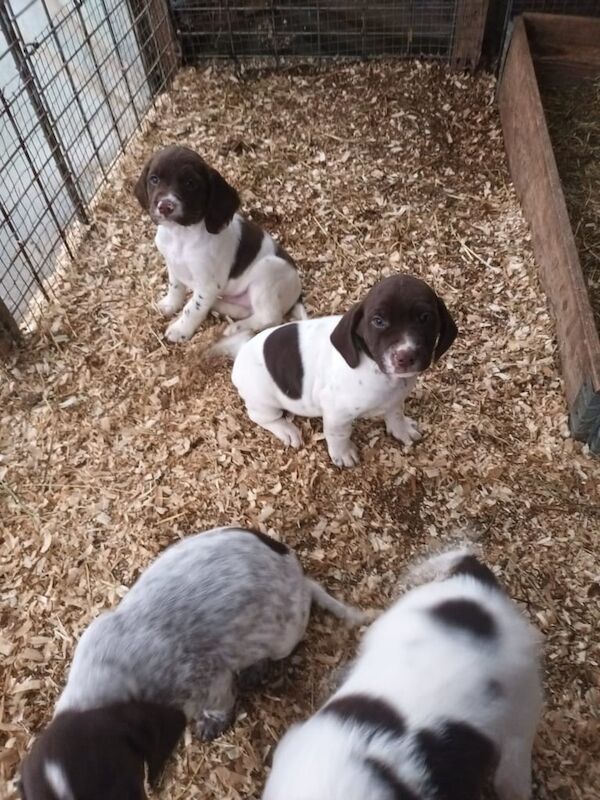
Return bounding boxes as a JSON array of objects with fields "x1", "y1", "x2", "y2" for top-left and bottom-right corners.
[
  {"x1": 227, "y1": 274, "x2": 457, "y2": 467},
  {"x1": 134, "y1": 145, "x2": 304, "y2": 343},
  {"x1": 263, "y1": 548, "x2": 543, "y2": 800},
  {"x1": 18, "y1": 527, "x2": 364, "y2": 800}
]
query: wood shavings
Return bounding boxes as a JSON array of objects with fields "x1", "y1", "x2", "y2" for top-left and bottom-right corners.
[{"x1": 1, "y1": 61, "x2": 599, "y2": 800}]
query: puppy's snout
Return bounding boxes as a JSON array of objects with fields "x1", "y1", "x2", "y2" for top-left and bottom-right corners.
[
  {"x1": 392, "y1": 348, "x2": 418, "y2": 370},
  {"x1": 157, "y1": 198, "x2": 175, "y2": 217}
]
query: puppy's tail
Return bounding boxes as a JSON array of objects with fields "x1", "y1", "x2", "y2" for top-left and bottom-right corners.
[
  {"x1": 289, "y1": 298, "x2": 308, "y2": 321},
  {"x1": 406, "y1": 546, "x2": 499, "y2": 591},
  {"x1": 206, "y1": 330, "x2": 253, "y2": 360},
  {"x1": 307, "y1": 579, "x2": 370, "y2": 627}
]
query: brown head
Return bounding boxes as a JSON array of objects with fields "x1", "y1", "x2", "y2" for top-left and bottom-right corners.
[
  {"x1": 133, "y1": 145, "x2": 240, "y2": 232},
  {"x1": 330, "y1": 274, "x2": 457, "y2": 377},
  {"x1": 18, "y1": 702, "x2": 185, "y2": 800}
]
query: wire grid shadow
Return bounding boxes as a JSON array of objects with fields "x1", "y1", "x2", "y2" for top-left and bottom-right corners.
[
  {"x1": 0, "y1": 0, "x2": 177, "y2": 335},
  {"x1": 169, "y1": 1, "x2": 488, "y2": 64}
]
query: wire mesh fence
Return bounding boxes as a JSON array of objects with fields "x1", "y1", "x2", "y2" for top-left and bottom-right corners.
[
  {"x1": 3, "y1": 0, "x2": 595, "y2": 343},
  {"x1": 169, "y1": 1, "x2": 488, "y2": 68},
  {"x1": 0, "y1": 0, "x2": 177, "y2": 340}
]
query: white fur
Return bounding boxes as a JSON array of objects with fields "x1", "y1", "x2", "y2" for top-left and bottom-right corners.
[
  {"x1": 229, "y1": 317, "x2": 421, "y2": 467},
  {"x1": 154, "y1": 214, "x2": 303, "y2": 342},
  {"x1": 263, "y1": 549, "x2": 543, "y2": 800},
  {"x1": 44, "y1": 761, "x2": 74, "y2": 800}
]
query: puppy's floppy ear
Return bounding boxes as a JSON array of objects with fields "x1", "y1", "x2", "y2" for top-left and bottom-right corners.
[
  {"x1": 330, "y1": 302, "x2": 365, "y2": 369},
  {"x1": 118, "y1": 702, "x2": 186, "y2": 786},
  {"x1": 133, "y1": 159, "x2": 151, "y2": 210},
  {"x1": 205, "y1": 167, "x2": 240, "y2": 234},
  {"x1": 434, "y1": 295, "x2": 458, "y2": 361}
]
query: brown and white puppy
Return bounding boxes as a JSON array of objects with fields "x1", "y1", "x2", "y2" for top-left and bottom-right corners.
[
  {"x1": 134, "y1": 145, "x2": 305, "y2": 343},
  {"x1": 263, "y1": 548, "x2": 542, "y2": 800},
  {"x1": 17, "y1": 527, "x2": 365, "y2": 800},
  {"x1": 226, "y1": 274, "x2": 457, "y2": 466}
]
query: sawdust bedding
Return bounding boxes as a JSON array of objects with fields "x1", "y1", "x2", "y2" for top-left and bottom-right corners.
[{"x1": 1, "y1": 61, "x2": 599, "y2": 799}]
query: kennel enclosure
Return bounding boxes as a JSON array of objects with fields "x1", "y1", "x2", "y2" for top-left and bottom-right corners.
[{"x1": 2, "y1": 1, "x2": 600, "y2": 451}]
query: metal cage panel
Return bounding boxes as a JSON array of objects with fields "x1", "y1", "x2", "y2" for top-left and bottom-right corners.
[{"x1": 0, "y1": 0, "x2": 177, "y2": 338}]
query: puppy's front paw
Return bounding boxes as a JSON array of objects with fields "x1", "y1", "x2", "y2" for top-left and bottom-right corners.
[
  {"x1": 328, "y1": 441, "x2": 360, "y2": 468},
  {"x1": 157, "y1": 296, "x2": 182, "y2": 318},
  {"x1": 272, "y1": 420, "x2": 303, "y2": 449},
  {"x1": 386, "y1": 415, "x2": 421, "y2": 446},
  {"x1": 196, "y1": 710, "x2": 233, "y2": 741},
  {"x1": 224, "y1": 320, "x2": 251, "y2": 336},
  {"x1": 165, "y1": 318, "x2": 195, "y2": 343}
]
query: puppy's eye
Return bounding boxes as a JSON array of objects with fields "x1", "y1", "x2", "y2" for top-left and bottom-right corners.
[
  {"x1": 371, "y1": 315, "x2": 388, "y2": 329},
  {"x1": 149, "y1": 174, "x2": 159, "y2": 185},
  {"x1": 184, "y1": 177, "x2": 196, "y2": 189},
  {"x1": 418, "y1": 311, "x2": 431, "y2": 324}
]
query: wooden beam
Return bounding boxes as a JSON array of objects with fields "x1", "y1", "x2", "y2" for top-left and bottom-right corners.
[
  {"x1": 127, "y1": 0, "x2": 178, "y2": 95},
  {"x1": 451, "y1": 0, "x2": 490, "y2": 70},
  {"x1": 0, "y1": 295, "x2": 21, "y2": 355}
]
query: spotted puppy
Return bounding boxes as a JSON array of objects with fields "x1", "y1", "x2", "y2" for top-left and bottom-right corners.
[
  {"x1": 263, "y1": 548, "x2": 543, "y2": 800},
  {"x1": 227, "y1": 274, "x2": 457, "y2": 467},
  {"x1": 134, "y1": 145, "x2": 304, "y2": 343},
  {"x1": 18, "y1": 527, "x2": 365, "y2": 800}
]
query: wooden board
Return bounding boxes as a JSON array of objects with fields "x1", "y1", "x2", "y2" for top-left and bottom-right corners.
[
  {"x1": 452, "y1": 0, "x2": 490, "y2": 70},
  {"x1": 525, "y1": 12, "x2": 600, "y2": 80},
  {"x1": 498, "y1": 13, "x2": 600, "y2": 452}
]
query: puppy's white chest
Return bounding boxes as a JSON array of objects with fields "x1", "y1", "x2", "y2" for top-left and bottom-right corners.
[
  {"x1": 335, "y1": 364, "x2": 412, "y2": 418},
  {"x1": 155, "y1": 224, "x2": 209, "y2": 286}
]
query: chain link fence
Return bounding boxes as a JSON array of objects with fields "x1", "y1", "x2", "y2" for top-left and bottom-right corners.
[{"x1": 0, "y1": 0, "x2": 177, "y2": 342}]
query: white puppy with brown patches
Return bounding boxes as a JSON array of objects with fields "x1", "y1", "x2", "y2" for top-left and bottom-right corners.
[
  {"x1": 223, "y1": 274, "x2": 457, "y2": 467},
  {"x1": 263, "y1": 549, "x2": 543, "y2": 800},
  {"x1": 18, "y1": 527, "x2": 365, "y2": 800},
  {"x1": 134, "y1": 145, "x2": 304, "y2": 343}
]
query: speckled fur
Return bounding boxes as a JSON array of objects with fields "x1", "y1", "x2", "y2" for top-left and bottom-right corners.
[{"x1": 55, "y1": 527, "x2": 364, "y2": 734}]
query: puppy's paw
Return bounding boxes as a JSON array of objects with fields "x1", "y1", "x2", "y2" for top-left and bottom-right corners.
[
  {"x1": 196, "y1": 710, "x2": 233, "y2": 741},
  {"x1": 238, "y1": 659, "x2": 273, "y2": 691},
  {"x1": 386, "y1": 415, "x2": 421, "y2": 446},
  {"x1": 157, "y1": 296, "x2": 183, "y2": 318},
  {"x1": 328, "y1": 441, "x2": 360, "y2": 468},
  {"x1": 165, "y1": 318, "x2": 196, "y2": 343},
  {"x1": 224, "y1": 320, "x2": 251, "y2": 336},
  {"x1": 271, "y1": 420, "x2": 303, "y2": 449}
]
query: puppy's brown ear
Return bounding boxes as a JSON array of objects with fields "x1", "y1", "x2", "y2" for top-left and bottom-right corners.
[
  {"x1": 118, "y1": 702, "x2": 186, "y2": 786},
  {"x1": 205, "y1": 167, "x2": 240, "y2": 234},
  {"x1": 330, "y1": 302, "x2": 364, "y2": 369},
  {"x1": 434, "y1": 295, "x2": 458, "y2": 361},
  {"x1": 133, "y1": 160, "x2": 151, "y2": 210}
]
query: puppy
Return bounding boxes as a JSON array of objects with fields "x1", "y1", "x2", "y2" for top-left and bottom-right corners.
[
  {"x1": 226, "y1": 274, "x2": 457, "y2": 467},
  {"x1": 18, "y1": 527, "x2": 365, "y2": 800},
  {"x1": 263, "y1": 548, "x2": 543, "y2": 800},
  {"x1": 134, "y1": 145, "x2": 304, "y2": 343}
]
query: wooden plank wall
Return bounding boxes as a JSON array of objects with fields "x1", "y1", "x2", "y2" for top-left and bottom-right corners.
[{"x1": 498, "y1": 14, "x2": 600, "y2": 445}]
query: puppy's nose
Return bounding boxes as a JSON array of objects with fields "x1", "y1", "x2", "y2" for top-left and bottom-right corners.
[
  {"x1": 157, "y1": 199, "x2": 175, "y2": 216},
  {"x1": 393, "y1": 349, "x2": 418, "y2": 370}
]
